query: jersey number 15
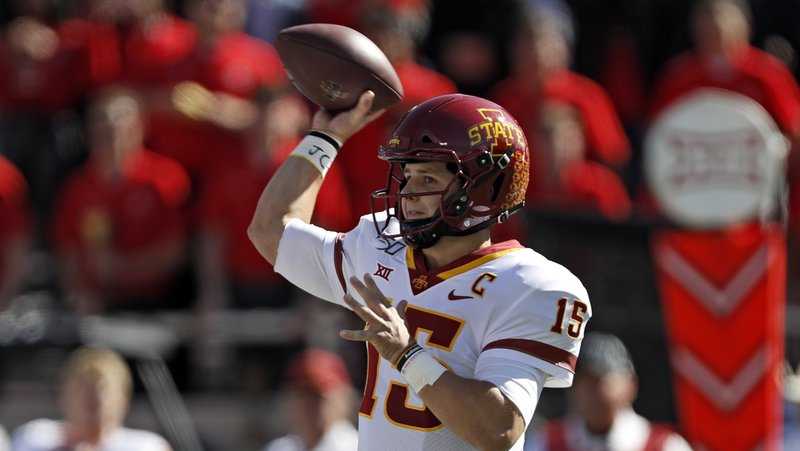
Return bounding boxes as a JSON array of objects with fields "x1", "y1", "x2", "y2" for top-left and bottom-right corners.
[{"x1": 550, "y1": 298, "x2": 588, "y2": 339}]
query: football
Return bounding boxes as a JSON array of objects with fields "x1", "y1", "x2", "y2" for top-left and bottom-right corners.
[{"x1": 275, "y1": 23, "x2": 404, "y2": 112}]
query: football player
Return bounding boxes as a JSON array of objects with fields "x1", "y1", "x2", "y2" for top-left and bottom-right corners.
[{"x1": 248, "y1": 91, "x2": 592, "y2": 450}]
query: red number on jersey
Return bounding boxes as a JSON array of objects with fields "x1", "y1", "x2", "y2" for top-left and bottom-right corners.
[{"x1": 550, "y1": 298, "x2": 588, "y2": 339}]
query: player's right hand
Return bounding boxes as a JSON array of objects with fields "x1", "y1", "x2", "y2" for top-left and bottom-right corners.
[
  {"x1": 340, "y1": 273, "x2": 412, "y2": 366},
  {"x1": 311, "y1": 90, "x2": 385, "y2": 144}
]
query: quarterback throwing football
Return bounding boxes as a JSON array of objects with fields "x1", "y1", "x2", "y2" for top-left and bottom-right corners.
[{"x1": 249, "y1": 91, "x2": 591, "y2": 451}]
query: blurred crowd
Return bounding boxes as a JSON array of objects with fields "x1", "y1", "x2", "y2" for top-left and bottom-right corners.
[{"x1": 1, "y1": 0, "x2": 800, "y2": 449}]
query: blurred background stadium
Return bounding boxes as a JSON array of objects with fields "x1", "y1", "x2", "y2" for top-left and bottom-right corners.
[{"x1": 0, "y1": 0, "x2": 798, "y2": 449}]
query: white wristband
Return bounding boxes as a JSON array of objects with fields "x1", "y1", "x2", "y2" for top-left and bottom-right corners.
[
  {"x1": 400, "y1": 349, "x2": 447, "y2": 393},
  {"x1": 290, "y1": 132, "x2": 341, "y2": 177}
]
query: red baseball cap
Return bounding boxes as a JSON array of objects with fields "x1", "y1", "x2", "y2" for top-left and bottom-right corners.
[{"x1": 285, "y1": 349, "x2": 352, "y2": 395}]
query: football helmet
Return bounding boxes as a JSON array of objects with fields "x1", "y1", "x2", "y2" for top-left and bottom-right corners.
[{"x1": 371, "y1": 94, "x2": 530, "y2": 248}]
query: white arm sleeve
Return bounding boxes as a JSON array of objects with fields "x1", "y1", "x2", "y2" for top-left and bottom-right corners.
[
  {"x1": 274, "y1": 218, "x2": 353, "y2": 307},
  {"x1": 474, "y1": 354, "x2": 546, "y2": 428}
]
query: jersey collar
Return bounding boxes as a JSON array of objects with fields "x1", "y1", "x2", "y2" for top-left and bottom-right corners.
[{"x1": 405, "y1": 240, "x2": 524, "y2": 295}]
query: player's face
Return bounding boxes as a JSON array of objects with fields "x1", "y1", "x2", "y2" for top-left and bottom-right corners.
[{"x1": 401, "y1": 162, "x2": 456, "y2": 220}]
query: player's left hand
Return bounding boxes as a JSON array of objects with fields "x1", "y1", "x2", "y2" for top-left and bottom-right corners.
[{"x1": 340, "y1": 273, "x2": 412, "y2": 366}]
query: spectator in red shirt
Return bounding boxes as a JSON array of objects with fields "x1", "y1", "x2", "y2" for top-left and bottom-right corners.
[
  {"x1": 649, "y1": 0, "x2": 800, "y2": 135},
  {"x1": 143, "y1": 0, "x2": 285, "y2": 188},
  {"x1": 197, "y1": 89, "x2": 302, "y2": 310},
  {"x1": 196, "y1": 87, "x2": 353, "y2": 310},
  {"x1": 66, "y1": 0, "x2": 284, "y2": 190},
  {"x1": 0, "y1": 0, "x2": 88, "y2": 113},
  {"x1": 0, "y1": 154, "x2": 30, "y2": 310},
  {"x1": 337, "y1": 4, "x2": 456, "y2": 225},
  {"x1": 4, "y1": 0, "x2": 191, "y2": 110},
  {"x1": 58, "y1": 0, "x2": 195, "y2": 90},
  {"x1": 53, "y1": 87, "x2": 191, "y2": 314},
  {"x1": 0, "y1": 0, "x2": 108, "y2": 229},
  {"x1": 528, "y1": 101, "x2": 632, "y2": 222},
  {"x1": 113, "y1": 0, "x2": 197, "y2": 85},
  {"x1": 193, "y1": 89, "x2": 349, "y2": 389},
  {"x1": 59, "y1": 0, "x2": 209, "y2": 188},
  {"x1": 491, "y1": 7, "x2": 630, "y2": 169},
  {"x1": 180, "y1": 0, "x2": 285, "y2": 97},
  {"x1": 648, "y1": 0, "x2": 800, "y2": 227}
]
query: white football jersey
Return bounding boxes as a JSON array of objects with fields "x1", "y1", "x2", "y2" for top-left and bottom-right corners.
[
  {"x1": 275, "y1": 213, "x2": 591, "y2": 451},
  {"x1": 11, "y1": 419, "x2": 171, "y2": 451}
]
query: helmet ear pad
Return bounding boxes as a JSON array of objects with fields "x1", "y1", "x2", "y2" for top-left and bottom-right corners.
[
  {"x1": 443, "y1": 190, "x2": 469, "y2": 217},
  {"x1": 444, "y1": 166, "x2": 507, "y2": 220},
  {"x1": 441, "y1": 168, "x2": 470, "y2": 218}
]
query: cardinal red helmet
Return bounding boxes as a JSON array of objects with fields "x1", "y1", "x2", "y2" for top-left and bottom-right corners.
[{"x1": 370, "y1": 94, "x2": 530, "y2": 248}]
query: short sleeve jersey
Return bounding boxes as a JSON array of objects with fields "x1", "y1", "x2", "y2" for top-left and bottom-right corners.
[{"x1": 275, "y1": 213, "x2": 591, "y2": 451}]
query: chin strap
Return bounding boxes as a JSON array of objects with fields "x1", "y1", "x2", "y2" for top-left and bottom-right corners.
[
  {"x1": 401, "y1": 217, "x2": 443, "y2": 249},
  {"x1": 400, "y1": 203, "x2": 525, "y2": 248}
]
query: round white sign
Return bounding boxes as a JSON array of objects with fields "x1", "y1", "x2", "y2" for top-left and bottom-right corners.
[{"x1": 645, "y1": 88, "x2": 788, "y2": 228}]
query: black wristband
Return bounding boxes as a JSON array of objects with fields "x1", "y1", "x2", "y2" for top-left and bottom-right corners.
[
  {"x1": 395, "y1": 343, "x2": 424, "y2": 372},
  {"x1": 308, "y1": 130, "x2": 342, "y2": 151}
]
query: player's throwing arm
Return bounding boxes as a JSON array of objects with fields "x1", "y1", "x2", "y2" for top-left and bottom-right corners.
[{"x1": 247, "y1": 91, "x2": 381, "y2": 264}]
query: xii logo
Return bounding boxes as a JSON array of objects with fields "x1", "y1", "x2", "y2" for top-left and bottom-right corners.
[{"x1": 373, "y1": 263, "x2": 394, "y2": 281}]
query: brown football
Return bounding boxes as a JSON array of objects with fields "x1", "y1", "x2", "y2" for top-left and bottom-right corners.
[{"x1": 275, "y1": 23, "x2": 403, "y2": 112}]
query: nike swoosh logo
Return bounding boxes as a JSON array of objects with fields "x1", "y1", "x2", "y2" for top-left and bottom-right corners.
[{"x1": 448, "y1": 290, "x2": 473, "y2": 301}]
